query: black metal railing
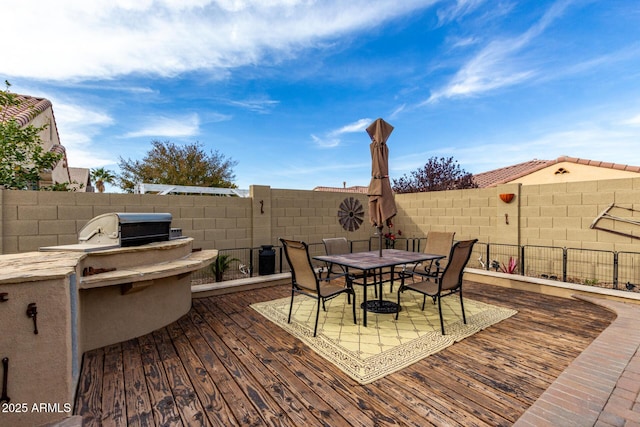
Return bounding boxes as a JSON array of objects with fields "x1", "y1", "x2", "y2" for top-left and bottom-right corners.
[{"x1": 192, "y1": 238, "x2": 640, "y2": 293}]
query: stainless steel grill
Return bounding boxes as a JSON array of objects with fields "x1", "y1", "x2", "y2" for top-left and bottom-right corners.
[{"x1": 78, "y1": 213, "x2": 179, "y2": 247}]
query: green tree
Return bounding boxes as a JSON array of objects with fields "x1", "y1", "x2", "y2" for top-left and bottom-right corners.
[
  {"x1": 90, "y1": 167, "x2": 116, "y2": 193},
  {"x1": 0, "y1": 81, "x2": 62, "y2": 190},
  {"x1": 118, "y1": 140, "x2": 237, "y2": 193},
  {"x1": 392, "y1": 156, "x2": 477, "y2": 194}
]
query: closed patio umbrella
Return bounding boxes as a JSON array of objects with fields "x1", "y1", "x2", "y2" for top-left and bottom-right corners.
[{"x1": 367, "y1": 118, "x2": 397, "y2": 256}]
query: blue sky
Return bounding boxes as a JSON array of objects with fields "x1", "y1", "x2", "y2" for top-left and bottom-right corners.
[{"x1": 3, "y1": 0, "x2": 640, "y2": 191}]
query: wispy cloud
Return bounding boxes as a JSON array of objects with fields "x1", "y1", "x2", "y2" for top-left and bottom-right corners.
[
  {"x1": 47, "y1": 99, "x2": 116, "y2": 168},
  {"x1": 229, "y1": 99, "x2": 280, "y2": 113},
  {"x1": 426, "y1": 0, "x2": 575, "y2": 104},
  {"x1": 1, "y1": 1, "x2": 438, "y2": 81},
  {"x1": 122, "y1": 114, "x2": 200, "y2": 138},
  {"x1": 311, "y1": 118, "x2": 371, "y2": 148},
  {"x1": 437, "y1": 0, "x2": 487, "y2": 24},
  {"x1": 621, "y1": 113, "x2": 640, "y2": 126}
]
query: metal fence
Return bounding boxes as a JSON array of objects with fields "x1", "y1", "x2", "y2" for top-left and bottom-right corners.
[{"x1": 192, "y1": 238, "x2": 640, "y2": 293}]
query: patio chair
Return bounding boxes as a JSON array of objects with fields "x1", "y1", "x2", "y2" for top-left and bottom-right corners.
[
  {"x1": 405, "y1": 231, "x2": 455, "y2": 281},
  {"x1": 396, "y1": 239, "x2": 477, "y2": 335},
  {"x1": 322, "y1": 237, "x2": 377, "y2": 298},
  {"x1": 281, "y1": 238, "x2": 357, "y2": 337}
]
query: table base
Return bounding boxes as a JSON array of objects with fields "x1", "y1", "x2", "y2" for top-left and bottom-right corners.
[{"x1": 361, "y1": 300, "x2": 401, "y2": 314}]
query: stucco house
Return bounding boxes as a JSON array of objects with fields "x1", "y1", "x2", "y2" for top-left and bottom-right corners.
[
  {"x1": 473, "y1": 155, "x2": 640, "y2": 188},
  {"x1": 1, "y1": 93, "x2": 91, "y2": 191}
]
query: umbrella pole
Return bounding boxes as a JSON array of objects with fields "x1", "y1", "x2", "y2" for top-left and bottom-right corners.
[{"x1": 378, "y1": 226, "x2": 383, "y2": 257}]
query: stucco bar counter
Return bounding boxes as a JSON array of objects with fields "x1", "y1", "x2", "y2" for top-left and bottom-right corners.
[{"x1": 0, "y1": 238, "x2": 216, "y2": 426}]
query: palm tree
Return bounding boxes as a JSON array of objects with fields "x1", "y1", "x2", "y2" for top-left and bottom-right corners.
[{"x1": 90, "y1": 167, "x2": 116, "y2": 193}]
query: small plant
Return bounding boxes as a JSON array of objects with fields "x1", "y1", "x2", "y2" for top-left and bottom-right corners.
[
  {"x1": 210, "y1": 253, "x2": 240, "y2": 282},
  {"x1": 383, "y1": 225, "x2": 402, "y2": 248},
  {"x1": 499, "y1": 257, "x2": 518, "y2": 274}
]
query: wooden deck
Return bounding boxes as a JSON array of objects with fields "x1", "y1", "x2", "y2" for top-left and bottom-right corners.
[{"x1": 74, "y1": 282, "x2": 616, "y2": 426}]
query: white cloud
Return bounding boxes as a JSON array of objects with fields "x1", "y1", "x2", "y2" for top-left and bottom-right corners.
[
  {"x1": 312, "y1": 118, "x2": 372, "y2": 148},
  {"x1": 229, "y1": 99, "x2": 280, "y2": 113},
  {"x1": 49, "y1": 100, "x2": 116, "y2": 168},
  {"x1": 437, "y1": 0, "x2": 487, "y2": 24},
  {"x1": 311, "y1": 134, "x2": 340, "y2": 148},
  {"x1": 1, "y1": 0, "x2": 438, "y2": 81},
  {"x1": 330, "y1": 118, "x2": 372, "y2": 136},
  {"x1": 426, "y1": 0, "x2": 575, "y2": 103},
  {"x1": 123, "y1": 114, "x2": 200, "y2": 138},
  {"x1": 621, "y1": 113, "x2": 640, "y2": 126}
]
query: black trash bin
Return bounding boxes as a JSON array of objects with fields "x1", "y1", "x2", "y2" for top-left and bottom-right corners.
[{"x1": 258, "y1": 245, "x2": 276, "y2": 275}]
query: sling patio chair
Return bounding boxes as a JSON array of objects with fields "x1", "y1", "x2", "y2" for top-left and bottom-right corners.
[
  {"x1": 404, "y1": 231, "x2": 455, "y2": 282},
  {"x1": 396, "y1": 239, "x2": 477, "y2": 335},
  {"x1": 281, "y1": 238, "x2": 357, "y2": 337},
  {"x1": 322, "y1": 237, "x2": 377, "y2": 299}
]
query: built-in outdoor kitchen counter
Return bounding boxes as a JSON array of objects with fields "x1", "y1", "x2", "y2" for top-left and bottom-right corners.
[{"x1": 0, "y1": 213, "x2": 217, "y2": 427}]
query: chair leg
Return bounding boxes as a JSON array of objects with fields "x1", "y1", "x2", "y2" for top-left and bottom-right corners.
[
  {"x1": 288, "y1": 289, "x2": 296, "y2": 324},
  {"x1": 322, "y1": 298, "x2": 327, "y2": 312},
  {"x1": 351, "y1": 290, "x2": 357, "y2": 325},
  {"x1": 459, "y1": 290, "x2": 467, "y2": 325},
  {"x1": 437, "y1": 296, "x2": 445, "y2": 335},
  {"x1": 373, "y1": 271, "x2": 378, "y2": 298},
  {"x1": 421, "y1": 295, "x2": 426, "y2": 311},
  {"x1": 313, "y1": 299, "x2": 320, "y2": 337}
]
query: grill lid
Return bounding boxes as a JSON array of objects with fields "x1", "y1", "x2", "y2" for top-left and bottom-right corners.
[{"x1": 78, "y1": 212, "x2": 173, "y2": 247}]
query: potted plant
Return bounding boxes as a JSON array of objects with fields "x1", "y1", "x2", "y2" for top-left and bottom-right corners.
[{"x1": 210, "y1": 253, "x2": 240, "y2": 282}]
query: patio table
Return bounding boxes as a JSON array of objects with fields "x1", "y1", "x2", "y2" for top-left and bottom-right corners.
[{"x1": 314, "y1": 249, "x2": 444, "y2": 327}]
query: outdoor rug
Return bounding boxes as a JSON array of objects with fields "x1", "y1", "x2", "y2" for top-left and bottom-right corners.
[{"x1": 251, "y1": 288, "x2": 517, "y2": 384}]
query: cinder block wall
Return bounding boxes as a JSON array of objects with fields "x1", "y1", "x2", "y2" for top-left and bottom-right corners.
[
  {"x1": 0, "y1": 190, "x2": 254, "y2": 253},
  {"x1": 1, "y1": 177, "x2": 639, "y2": 255},
  {"x1": 270, "y1": 189, "x2": 371, "y2": 245}
]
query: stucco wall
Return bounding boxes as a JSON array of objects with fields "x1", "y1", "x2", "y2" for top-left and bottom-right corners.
[{"x1": 1, "y1": 177, "x2": 639, "y2": 255}]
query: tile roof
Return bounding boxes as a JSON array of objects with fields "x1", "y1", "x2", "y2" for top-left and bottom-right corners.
[
  {"x1": 473, "y1": 156, "x2": 640, "y2": 188},
  {"x1": 1, "y1": 93, "x2": 53, "y2": 127}
]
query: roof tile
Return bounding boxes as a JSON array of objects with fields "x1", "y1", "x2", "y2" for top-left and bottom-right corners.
[{"x1": 473, "y1": 156, "x2": 640, "y2": 188}]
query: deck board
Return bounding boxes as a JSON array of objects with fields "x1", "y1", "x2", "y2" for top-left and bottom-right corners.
[{"x1": 74, "y1": 282, "x2": 616, "y2": 426}]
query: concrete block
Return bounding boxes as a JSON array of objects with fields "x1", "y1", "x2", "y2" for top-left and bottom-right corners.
[
  {"x1": 204, "y1": 206, "x2": 226, "y2": 218},
  {"x1": 5, "y1": 190, "x2": 38, "y2": 205},
  {"x1": 180, "y1": 206, "x2": 205, "y2": 218},
  {"x1": 19, "y1": 235, "x2": 58, "y2": 252},
  {"x1": 216, "y1": 218, "x2": 237, "y2": 230},
  {"x1": 599, "y1": 179, "x2": 633, "y2": 191},
  {"x1": 93, "y1": 206, "x2": 125, "y2": 216},
  {"x1": 167, "y1": 195, "x2": 196, "y2": 206},
  {"x1": 553, "y1": 192, "x2": 583, "y2": 206},
  {"x1": 39, "y1": 220, "x2": 78, "y2": 235},
  {"x1": 2, "y1": 236, "x2": 18, "y2": 253},
  {"x1": 5, "y1": 220, "x2": 39, "y2": 236},
  {"x1": 193, "y1": 218, "x2": 217, "y2": 230},
  {"x1": 18, "y1": 205, "x2": 57, "y2": 220},
  {"x1": 58, "y1": 205, "x2": 94, "y2": 220},
  {"x1": 583, "y1": 192, "x2": 615, "y2": 205},
  {"x1": 141, "y1": 195, "x2": 170, "y2": 206},
  {"x1": 227, "y1": 206, "x2": 248, "y2": 218},
  {"x1": 38, "y1": 191, "x2": 77, "y2": 205},
  {"x1": 109, "y1": 194, "x2": 141, "y2": 205},
  {"x1": 226, "y1": 228, "x2": 247, "y2": 240},
  {"x1": 3, "y1": 205, "x2": 18, "y2": 221},
  {"x1": 541, "y1": 205, "x2": 567, "y2": 218},
  {"x1": 76, "y1": 193, "x2": 112, "y2": 206}
]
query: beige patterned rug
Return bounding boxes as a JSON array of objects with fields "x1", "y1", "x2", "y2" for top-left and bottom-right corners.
[{"x1": 251, "y1": 287, "x2": 517, "y2": 384}]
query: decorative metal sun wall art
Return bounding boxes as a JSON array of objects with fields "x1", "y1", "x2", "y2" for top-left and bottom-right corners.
[{"x1": 338, "y1": 197, "x2": 364, "y2": 231}]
